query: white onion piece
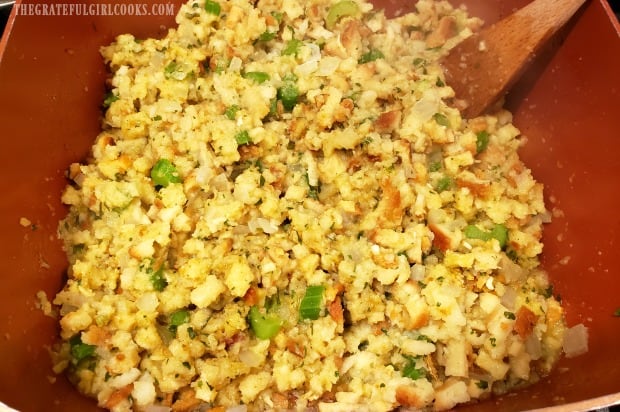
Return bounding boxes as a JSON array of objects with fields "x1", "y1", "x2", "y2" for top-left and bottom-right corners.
[
  {"x1": 211, "y1": 173, "x2": 230, "y2": 191},
  {"x1": 144, "y1": 406, "x2": 171, "y2": 412},
  {"x1": 296, "y1": 60, "x2": 318, "y2": 76},
  {"x1": 136, "y1": 292, "x2": 159, "y2": 313},
  {"x1": 238, "y1": 348, "x2": 262, "y2": 367},
  {"x1": 196, "y1": 165, "x2": 215, "y2": 185},
  {"x1": 226, "y1": 406, "x2": 248, "y2": 412},
  {"x1": 307, "y1": 25, "x2": 334, "y2": 41},
  {"x1": 159, "y1": 99, "x2": 182, "y2": 113},
  {"x1": 411, "y1": 91, "x2": 439, "y2": 122},
  {"x1": 232, "y1": 224, "x2": 251, "y2": 235},
  {"x1": 410, "y1": 264, "x2": 426, "y2": 281},
  {"x1": 248, "y1": 217, "x2": 279, "y2": 234},
  {"x1": 562, "y1": 323, "x2": 589, "y2": 358},
  {"x1": 132, "y1": 372, "x2": 157, "y2": 406},
  {"x1": 524, "y1": 334, "x2": 542, "y2": 360},
  {"x1": 499, "y1": 286, "x2": 517, "y2": 310},
  {"x1": 499, "y1": 254, "x2": 526, "y2": 283},
  {"x1": 229, "y1": 56, "x2": 242, "y2": 72},
  {"x1": 296, "y1": 43, "x2": 321, "y2": 76},
  {"x1": 109, "y1": 368, "x2": 141, "y2": 389},
  {"x1": 539, "y1": 210, "x2": 552, "y2": 223},
  {"x1": 150, "y1": 52, "x2": 165, "y2": 69},
  {"x1": 317, "y1": 56, "x2": 340, "y2": 76}
]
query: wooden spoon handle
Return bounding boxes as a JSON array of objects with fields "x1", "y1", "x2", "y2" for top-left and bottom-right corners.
[{"x1": 442, "y1": 0, "x2": 588, "y2": 119}]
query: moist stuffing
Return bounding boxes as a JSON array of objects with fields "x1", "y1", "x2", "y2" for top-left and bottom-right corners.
[{"x1": 52, "y1": 0, "x2": 567, "y2": 410}]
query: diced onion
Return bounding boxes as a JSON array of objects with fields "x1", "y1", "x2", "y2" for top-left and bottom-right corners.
[
  {"x1": 410, "y1": 264, "x2": 426, "y2": 281},
  {"x1": 132, "y1": 372, "x2": 157, "y2": 406},
  {"x1": 499, "y1": 255, "x2": 526, "y2": 283},
  {"x1": 539, "y1": 210, "x2": 552, "y2": 223},
  {"x1": 226, "y1": 406, "x2": 248, "y2": 412},
  {"x1": 136, "y1": 292, "x2": 159, "y2": 313},
  {"x1": 412, "y1": 91, "x2": 439, "y2": 122},
  {"x1": 317, "y1": 56, "x2": 340, "y2": 76},
  {"x1": 248, "y1": 217, "x2": 279, "y2": 234},
  {"x1": 109, "y1": 368, "x2": 141, "y2": 389},
  {"x1": 144, "y1": 406, "x2": 171, "y2": 412},
  {"x1": 296, "y1": 43, "x2": 322, "y2": 76},
  {"x1": 211, "y1": 173, "x2": 230, "y2": 191},
  {"x1": 525, "y1": 334, "x2": 542, "y2": 360},
  {"x1": 562, "y1": 323, "x2": 589, "y2": 358},
  {"x1": 499, "y1": 286, "x2": 516, "y2": 310},
  {"x1": 229, "y1": 57, "x2": 243, "y2": 72},
  {"x1": 296, "y1": 60, "x2": 318, "y2": 76},
  {"x1": 238, "y1": 348, "x2": 262, "y2": 367}
]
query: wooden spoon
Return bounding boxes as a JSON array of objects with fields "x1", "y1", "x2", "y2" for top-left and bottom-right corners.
[{"x1": 442, "y1": 0, "x2": 588, "y2": 119}]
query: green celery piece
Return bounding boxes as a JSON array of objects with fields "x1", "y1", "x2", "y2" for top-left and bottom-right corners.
[
  {"x1": 69, "y1": 335, "x2": 96, "y2": 364},
  {"x1": 401, "y1": 355, "x2": 427, "y2": 380},
  {"x1": 464, "y1": 224, "x2": 491, "y2": 241},
  {"x1": 168, "y1": 309, "x2": 190, "y2": 334},
  {"x1": 282, "y1": 39, "x2": 303, "y2": 56},
  {"x1": 243, "y1": 71, "x2": 270, "y2": 84},
  {"x1": 149, "y1": 266, "x2": 168, "y2": 291},
  {"x1": 151, "y1": 159, "x2": 182, "y2": 187},
  {"x1": 299, "y1": 285, "x2": 325, "y2": 320},
  {"x1": 464, "y1": 224, "x2": 509, "y2": 248},
  {"x1": 433, "y1": 113, "x2": 450, "y2": 127},
  {"x1": 490, "y1": 224, "x2": 508, "y2": 248},
  {"x1": 476, "y1": 131, "x2": 490, "y2": 153},
  {"x1": 170, "y1": 309, "x2": 190, "y2": 326},
  {"x1": 235, "y1": 130, "x2": 252, "y2": 145},
  {"x1": 225, "y1": 104, "x2": 240, "y2": 120},
  {"x1": 249, "y1": 306, "x2": 282, "y2": 339},
  {"x1": 435, "y1": 176, "x2": 453, "y2": 193},
  {"x1": 277, "y1": 81, "x2": 299, "y2": 111},
  {"x1": 359, "y1": 49, "x2": 384, "y2": 64},
  {"x1": 204, "y1": 0, "x2": 221, "y2": 16},
  {"x1": 258, "y1": 31, "x2": 277, "y2": 41},
  {"x1": 326, "y1": 0, "x2": 360, "y2": 29},
  {"x1": 103, "y1": 91, "x2": 119, "y2": 108}
]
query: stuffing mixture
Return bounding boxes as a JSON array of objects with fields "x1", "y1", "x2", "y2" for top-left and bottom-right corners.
[{"x1": 52, "y1": 0, "x2": 567, "y2": 410}]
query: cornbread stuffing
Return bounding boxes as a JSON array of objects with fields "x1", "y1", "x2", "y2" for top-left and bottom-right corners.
[{"x1": 53, "y1": 0, "x2": 567, "y2": 410}]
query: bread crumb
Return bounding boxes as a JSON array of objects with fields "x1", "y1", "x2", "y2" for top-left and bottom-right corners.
[{"x1": 19, "y1": 217, "x2": 32, "y2": 227}]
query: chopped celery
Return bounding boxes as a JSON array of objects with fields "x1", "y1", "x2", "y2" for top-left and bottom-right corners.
[
  {"x1": 476, "y1": 131, "x2": 490, "y2": 153},
  {"x1": 169, "y1": 309, "x2": 190, "y2": 334},
  {"x1": 242, "y1": 71, "x2": 270, "y2": 84},
  {"x1": 151, "y1": 159, "x2": 182, "y2": 187},
  {"x1": 69, "y1": 335, "x2": 96, "y2": 364},
  {"x1": 277, "y1": 81, "x2": 299, "y2": 111},
  {"x1": 299, "y1": 285, "x2": 325, "y2": 320},
  {"x1": 490, "y1": 224, "x2": 508, "y2": 248},
  {"x1": 149, "y1": 266, "x2": 168, "y2": 291},
  {"x1": 204, "y1": 0, "x2": 221, "y2": 16},
  {"x1": 282, "y1": 39, "x2": 303, "y2": 56},
  {"x1": 435, "y1": 176, "x2": 453, "y2": 192},
  {"x1": 102, "y1": 91, "x2": 119, "y2": 108},
  {"x1": 433, "y1": 113, "x2": 450, "y2": 127},
  {"x1": 359, "y1": 49, "x2": 384, "y2": 64},
  {"x1": 225, "y1": 104, "x2": 240, "y2": 120},
  {"x1": 235, "y1": 130, "x2": 252, "y2": 145},
  {"x1": 249, "y1": 306, "x2": 282, "y2": 339},
  {"x1": 464, "y1": 224, "x2": 508, "y2": 248},
  {"x1": 326, "y1": 0, "x2": 360, "y2": 29},
  {"x1": 402, "y1": 355, "x2": 427, "y2": 380}
]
